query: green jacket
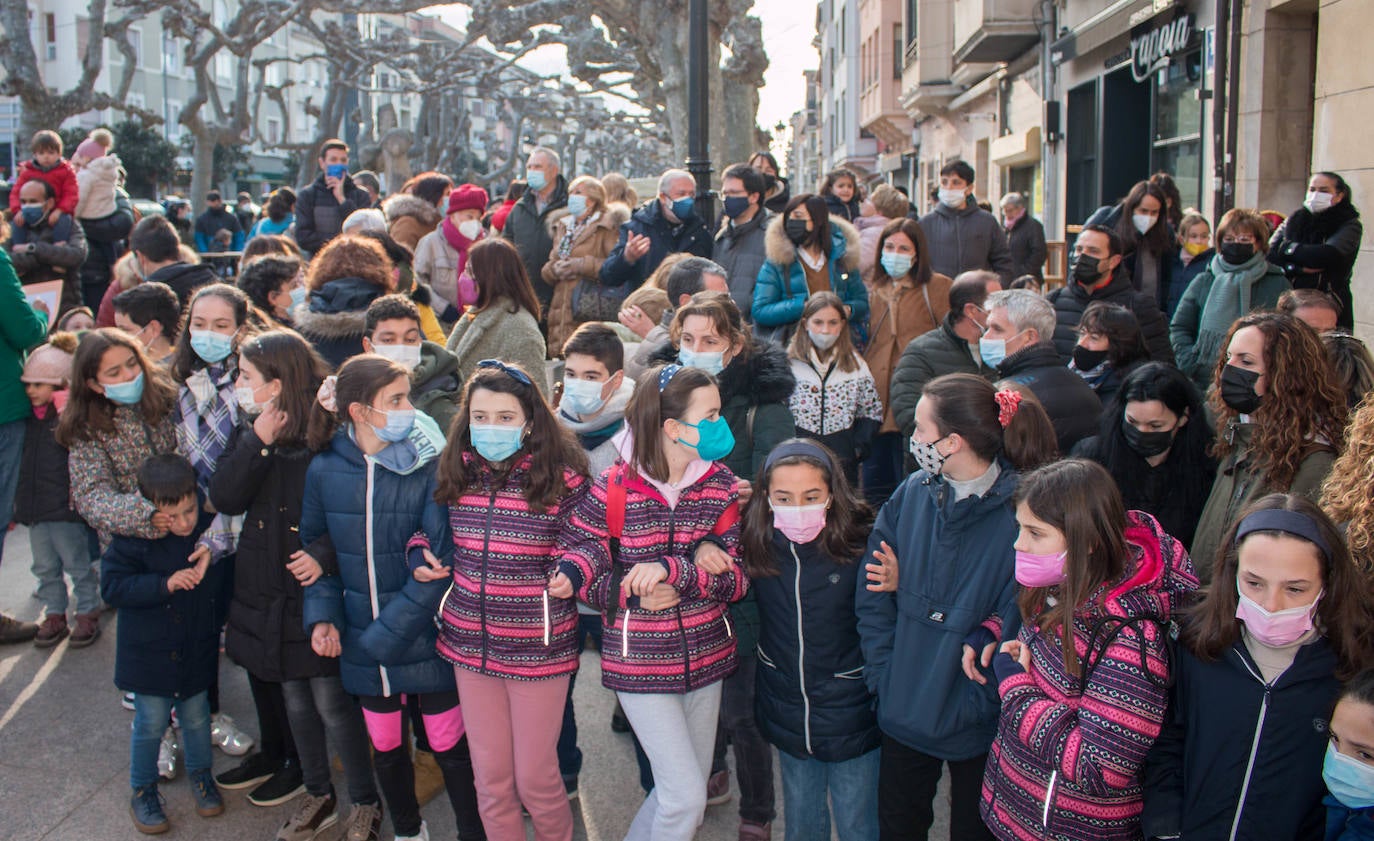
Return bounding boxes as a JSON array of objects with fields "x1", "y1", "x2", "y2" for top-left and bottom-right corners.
[
  {"x1": 1191, "y1": 422, "x2": 1335, "y2": 583},
  {"x1": 0, "y1": 250, "x2": 49, "y2": 425},
  {"x1": 411, "y1": 341, "x2": 461, "y2": 433},
  {"x1": 1170, "y1": 260, "x2": 1290, "y2": 392},
  {"x1": 889, "y1": 314, "x2": 992, "y2": 439},
  {"x1": 445, "y1": 297, "x2": 549, "y2": 400}
]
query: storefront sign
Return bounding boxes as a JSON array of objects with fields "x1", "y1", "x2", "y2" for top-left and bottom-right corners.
[{"x1": 1130, "y1": 13, "x2": 1195, "y2": 82}]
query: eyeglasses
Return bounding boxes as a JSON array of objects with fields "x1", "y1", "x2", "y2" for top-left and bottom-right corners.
[{"x1": 477, "y1": 359, "x2": 533, "y2": 386}]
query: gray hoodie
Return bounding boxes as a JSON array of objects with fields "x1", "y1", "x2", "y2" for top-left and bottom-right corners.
[{"x1": 918, "y1": 198, "x2": 1014, "y2": 283}]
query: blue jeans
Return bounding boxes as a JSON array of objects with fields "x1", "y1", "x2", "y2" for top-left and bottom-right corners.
[
  {"x1": 30, "y1": 521, "x2": 99, "y2": 615},
  {"x1": 777, "y1": 748, "x2": 880, "y2": 841},
  {"x1": 0, "y1": 419, "x2": 26, "y2": 564},
  {"x1": 131, "y1": 691, "x2": 212, "y2": 789},
  {"x1": 556, "y1": 612, "x2": 604, "y2": 779}
]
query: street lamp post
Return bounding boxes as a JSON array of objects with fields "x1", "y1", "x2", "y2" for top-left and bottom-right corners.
[{"x1": 686, "y1": 0, "x2": 713, "y2": 229}]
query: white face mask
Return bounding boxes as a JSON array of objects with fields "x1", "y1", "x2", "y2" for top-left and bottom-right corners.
[
  {"x1": 458, "y1": 219, "x2": 483, "y2": 240},
  {"x1": 372, "y1": 342, "x2": 422, "y2": 371},
  {"x1": 1305, "y1": 191, "x2": 1334, "y2": 214},
  {"x1": 938, "y1": 188, "x2": 967, "y2": 209},
  {"x1": 1132, "y1": 213, "x2": 1157, "y2": 235}
]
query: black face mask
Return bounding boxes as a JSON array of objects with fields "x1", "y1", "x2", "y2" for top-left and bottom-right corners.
[
  {"x1": 1072, "y1": 345, "x2": 1110, "y2": 371},
  {"x1": 1219, "y1": 242, "x2": 1256, "y2": 264},
  {"x1": 785, "y1": 218, "x2": 810, "y2": 246},
  {"x1": 1220, "y1": 364, "x2": 1263, "y2": 414},
  {"x1": 1122, "y1": 422, "x2": 1176, "y2": 458},
  {"x1": 1071, "y1": 252, "x2": 1104, "y2": 285}
]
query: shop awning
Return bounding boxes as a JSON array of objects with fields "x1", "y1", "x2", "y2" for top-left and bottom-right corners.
[
  {"x1": 991, "y1": 126, "x2": 1042, "y2": 166},
  {"x1": 1050, "y1": 0, "x2": 1178, "y2": 64}
]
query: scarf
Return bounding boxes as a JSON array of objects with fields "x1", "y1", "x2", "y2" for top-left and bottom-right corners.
[
  {"x1": 557, "y1": 211, "x2": 600, "y2": 259},
  {"x1": 1192, "y1": 252, "x2": 1270, "y2": 372},
  {"x1": 177, "y1": 364, "x2": 238, "y2": 494},
  {"x1": 441, "y1": 216, "x2": 482, "y2": 307}
]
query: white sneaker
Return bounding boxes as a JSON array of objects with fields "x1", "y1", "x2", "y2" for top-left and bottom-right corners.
[
  {"x1": 121, "y1": 692, "x2": 135, "y2": 711},
  {"x1": 395, "y1": 820, "x2": 429, "y2": 841},
  {"x1": 157, "y1": 727, "x2": 179, "y2": 780},
  {"x1": 211, "y1": 712, "x2": 256, "y2": 756}
]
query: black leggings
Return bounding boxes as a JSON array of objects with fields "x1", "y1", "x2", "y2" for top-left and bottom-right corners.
[{"x1": 246, "y1": 673, "x2": 297, "y2": 762}]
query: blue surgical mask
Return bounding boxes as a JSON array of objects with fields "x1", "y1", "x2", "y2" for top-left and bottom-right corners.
[
  {"x1": 1325, "y1": 742, "x2": 1374, "y2": 809},
  {"x1": 979, "y1": 337, "x2": 1007, "y2": 368},
  {"x1": 670, "y1": 196, "x2": 695, "y2": 221},
  {"x1": 881, "y1": 252, "x2": 913, "y2": 278},
  {"x1": 470, "y1": 423, "x2": 525, "y2": 462},
  {"x1": 326, "y1": 164, "x2": 348, "y2": 180},
  {"x1": 566, "y1": 194, "x2": 588, "y2": 217},
  {"x1": 678, "y1": 347, "x2": 725, "y2": 376},
  {"x1": 526, "y1": 169, "x2": 547, "y2": 192},
  {"x1": 289, "y1": 286, "x2": 307, "y2": 309},
  {"x1": 561, "y1": 377, "x2": 608, "y2": 418},
  {"x1": 676, "y1": 416, "x2": 736, "y2": 462},
  {"x1": 20, "y1": 205, "x2": 44, "y2": 226},
  {"x1": 103, "y1": 371, "x2": 145, "y2": 406},
  {"x1": 190, "y1": 329, "x2": 235, "y2": 364},
  {"x1": 722, "y1": 196, "x2": 751, "y2": 219},
  {"x1": 368, "y1": 407, "x2": 416, "y2": 443}
]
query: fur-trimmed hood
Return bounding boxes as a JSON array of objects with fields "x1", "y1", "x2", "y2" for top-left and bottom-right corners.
[
  {"x1": 382, "y1": 193, "x2": 442, "y2": 229},
  {"x1": 551, "y1": 202, "x2": 631, "y2": 244},
  {"x1": 291, "y1": 276, "x2": 384, "y2": 341},
  {"x1": 647, "y1": 336, "x2": 796, "y2": 408},
  {"x1": 763, "y1": 213, "x2": 861, "y2": 271}
]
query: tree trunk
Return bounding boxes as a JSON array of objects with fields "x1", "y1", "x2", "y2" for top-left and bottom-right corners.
[{"x1": 190, "y1": 135, "x2": 216, "y2": 209}]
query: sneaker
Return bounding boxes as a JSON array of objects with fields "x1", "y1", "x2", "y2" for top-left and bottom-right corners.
[
  {"x1": 394, "y1": 820, "x2": 429, "y2": 841},
  {"x1": 248, "y1": 757, "x2": 305, "y2": 807},
  {"x1": 69, "y1": 611, "x2": 100, "y2": 647},
  {"x1": 563, "y1": 774, "x2": 579, "y2": 801},
  {"x1": 211, "y1": 712, "x2": 255, "y2": 756},
  {"x1": 277, "y1": 791, "x2": 338, "y2": 840},
  {"x1": 216, "y1": 752, "x2": 281, "y2": 790},
  {"x1": 0, "y1": 613, "x2": 38, "y2": 644},
  {"x1": 739, "y1": 820, "x2": 772, "y2": 840},
  {"x1": 413, "y1": 749, "x2": 444, "y2": 806},
  {"x1": 130, "y1": 785, "x2": 169, "y2": 834},
  {"x1": 33, "y1": 614, "x2": 68, "y2": 648},
  {"x1": 190, "y1": 768, "x2": 225, "y2": 817},
  {"x1": 706, "y1": 768, "x2": 731, "y2": 806},
  {"x1": 610, "y1": 705, "x2": 631, "y2": 733},
  {"x1": 121, "y1": 692, "x2": 136, "y2": 711},
  {"x1": 157, "y1": 728, "x2": 179, "y2": 781},
  {"x1": 342, "y1": 801, "x2": 383, "y2": 841}
]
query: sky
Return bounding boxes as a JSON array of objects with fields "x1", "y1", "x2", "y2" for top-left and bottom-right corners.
[{"x1": 427, "y1": 1, "x2": 819, "y2": 139}]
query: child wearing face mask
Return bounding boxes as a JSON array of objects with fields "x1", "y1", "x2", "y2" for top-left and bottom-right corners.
[
  {"x1": 978, "y1": 459, "x2": 1197, "y2": 841},
  {"x1": 554, "y1": 363, "x2": 750, "y2": 841},
  {"x1": 742, "y1": 439, "x2": 880, "y2": 841},
  {"x1": 786, "y1": 292, "x2": 882, "y2": 485},
  {"x1": 301, "y1": 354, "x2": 482, "y2": 841},
  {"x1": 1141, "y1": 495, "x2": 1374, "y2": 841},
  {"x1": 363, "y1": 294, "x2": 462, "y2": 431},
  {"x1": 431, "y1": 359, "x2": 589, "y2": 841},
  {"x1": 1324, "y1": 670, "x2": 1374, "y2": 840}
]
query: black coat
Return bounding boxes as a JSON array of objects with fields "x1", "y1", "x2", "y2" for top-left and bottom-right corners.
[
  {"x1": 599, "y1": 199, "x2": 713, "y2": 291},
  {"x1": 1046, "y1": 272, "x2": 1175, "y2": 365},
  {"x1": 754, "y1": 532, "x2": 880, "y2": 763},
  {"x1": 824, "y1": 193, "x2": 860, "y2": 222},
  {"x1": 1070, "y1": 434, "x2": 1215, "y2": 551},
  {"x1": 1270, "y1": 202, "x2": 1363, "y2": 329},
  {"x1": 102, "y1": 521, "x2": 224, "y2": 699},
  {"x1": 14, "y1": 405, "x2": 82, "y2": 525},
  {"x1": 996, "y1": 342, "x2": 1102, "y2": 453},
  {"x1": 294, "y1": 173, "x2": 372, "y2": 256},
  {"x1": 1142, "y1": 637, "x2": 1339, "y2": 841},
  {"x1": 209, "y1": 425, "x2": 335, "y2": 683},
  {"x1": 501, "y1": 176, "x2": 568, "y2": 309},
  {"x1": 77, "y1": 194, "x2": 134, "y2": 305},
  {"x1": 1006, "y1": 213, "x2": 1047, "y2": 281},
  {"x1": 145, "y1": 261, "x2": 218, "y2": 309},
  {"x1": 292, "y1": 276, "x2": 386, "y2": 370}
]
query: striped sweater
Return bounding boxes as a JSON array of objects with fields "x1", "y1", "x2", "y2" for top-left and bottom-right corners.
[
  {"x1": 435, "y1": 452, "x2": 589, "y2": 681},
  {"x1": 559, "y1": 463, "x2": 749, "y2": 694},
  {"x1": 980, "y1": 510, "x2": 1198, "y2": 841}
]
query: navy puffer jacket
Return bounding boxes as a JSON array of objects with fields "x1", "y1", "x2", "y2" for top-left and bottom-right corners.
[
  {"x1": 301, "y1": 425, "x2": 454, "y2": 698},
  {"x1": 754, "y1": 531, "x2": 880, "y2": 763}
]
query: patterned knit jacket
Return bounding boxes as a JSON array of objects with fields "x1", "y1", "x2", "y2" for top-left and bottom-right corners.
[
  {"x1": 558, "y1": 462, "x2": 749, "y2": 694},
  {"x1": 69, "y1": 406, "x2": 179, "y2": 548},
  {"x1": 979, "y1": 510, "x2": 1198, "y2": 841},
  {"x1": 435, "y1": 452, "x2": 589, "y2": 680}
]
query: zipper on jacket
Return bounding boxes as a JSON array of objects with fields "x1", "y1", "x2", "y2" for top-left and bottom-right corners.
[
  {"x1": 790, "y1": 542, "x2": 813, "y2": 755},
  {"x1": 1228, "y1": 655, "x2": 1272, "y2": 841},
  {"x1": 479, "y1": 488, "x2": 497, "y2": 670},
  {"x1": 621, "y1": 608, "x2": 631, "y2": 657},
  {"x1": 668, "y1": 511, "x2": 693, "y2": 693},
  {"x1": 1041, "y1": 769, "x2": 1058, "y2": 837},
  {"x1": 363, "y1": 457, "x2": 390, "y2": 697}
]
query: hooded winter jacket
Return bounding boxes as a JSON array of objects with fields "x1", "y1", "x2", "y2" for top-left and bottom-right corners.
[
  {"x1": 753, "y1": 215, "x2": 869, "y2": 335},
  {"x1": 918, "y1": 200, "x2": 1014, "y2": 283},
  {"x1": 410, "y1": 340, "x2": 462, "y2": 432},
  {"x1": 292, "y1": 276, "x2": 388, "y2": 369},
  {"x1": 599, "y1": 198, "x2": 713, "y2": 292},
  {"x1": 1046, "y1": 271, "x2": 1175, "y2": 365},
  {"x1": 144, "y1": 261, "x2": 218, "y2": 309},
  {"x1": 295, "y1": 172, "x2": 372, "y2": 256},
  {"x1": 383, "y1": 193, "x2": 443, "y2": 252},
  {"x1": 714, "y1": 209, "x2": 772, "y2": 316},
  {"x1": 980, "y1": 511, "x2": 1198, "y2": 841},
  {"x1": 1270, "y1": 201, "x2": 1363, "y2": 328},
  {"x1": 75, "y1": 154, "x2": 124, "y2": 220},
  {"x1": 10, "y1": 212, "x2": 88, "y2": 316},
  {"x1": 787, "y1": 352, "x2": 883, "y2": 468},
  {"x1": 995, "y1": 342, "x2": 1102, "y2": 453}
]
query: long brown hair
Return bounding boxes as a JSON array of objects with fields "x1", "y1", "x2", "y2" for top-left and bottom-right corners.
[
  {"x1": 468, "y1": 237, "x2": 542, "y2": 319},
  {"x1": 306, "y1": 354, "x2": 409, "y2": 451},
  {"x1": 56, "y1": 328, "x2": 177, "y2": 446},
  {"x1": 1322, "y1": 398, "x2": 1374, "y2": 571},
  {"x1": 871, "y1": 217, "x2": 934, "y2": 287},
  {"x1": 1210, "y1": 312, "x2": 1347, "y2": 489},
  {"x1": 1015, "y1": 459, "x2": 1130, "y2": 678},
  {"x1": 920, "y1": 374, "x2": 1058, "y2": 471},
  {"x1": 238, "y1": 330, "x2": 330, "y2": 449},
  {"x1": 741, "y1": 438, "x2": 874, "y2": 577},
  {"x1": 434, "y1": 362, "x2": 587, "y2": 512},
  {"x1": 170, "y1": 283, "x2": 254, "y2": 383},
  {"x1": 787, "y1": 292, "x2": 860, "y2": 373},
  {"x1": 1116, "y1": 180, "x2": 1171, "y2": 255},
  {"x1": 305, "y1": 234, "x2": 394, "y2": 292},
  {"x1": 782, "y1": 193, "x2": 832, "y2": 253},
  {"x1": 626, "y1": 364, "x2": 717, "y2": 483},
  {"x1": 1182, "y1": 494, "x2": 1374, "y2": 680}
]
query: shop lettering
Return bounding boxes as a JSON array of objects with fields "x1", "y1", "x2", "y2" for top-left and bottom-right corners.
[{"x1": 1130, "y1": 14, "x2": 1194, "y2": 82}]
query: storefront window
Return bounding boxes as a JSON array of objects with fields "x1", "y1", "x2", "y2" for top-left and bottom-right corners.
[{"x1": 1152, "y1": 49, "x2": 1204, "y2": 210}]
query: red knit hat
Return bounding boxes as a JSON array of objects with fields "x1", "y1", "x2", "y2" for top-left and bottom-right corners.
[{"x1": 447, "y1": 184, "x2": 489, "y2": 215}]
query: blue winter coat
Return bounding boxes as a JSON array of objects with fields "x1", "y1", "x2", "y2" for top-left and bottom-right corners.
[
  {"x1": 598, "y1": 198, "x2": 713, "y2": 290},
  {"x1": 854, "y1": 461, "x2": 1021, "y2": 761},
  {"x1": 102, "y1": 513, "x2": 225, "y2": 700},
  {"x1": 753, "y1": 214, "x2": 869, "y2": 331},
  {"x1": 1327, "y1": 797, "x2": 1374, "y2": 841},
  {"x1": 300, "y1": 425, "x2": 455, "y2": 698}
]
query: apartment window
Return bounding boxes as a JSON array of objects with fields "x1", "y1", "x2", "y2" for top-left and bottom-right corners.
[
  {"x1": 266, "y1": 117, "x2": 281, "y2": 145},
  {"x1": 893, "y1": 24, "x2": 903, "y2": 78},
  {"x1": 164, "y1": 100, "x2": 181, "y2": 139},
  {"x1": 126, "y1": 27, "x2": 143, "y2": 68},
  {"x1": 905, "y1": 0, "x2": 919, "y2": 51},
  {"x1": 162, "y1": 31, "x2": 178, "y2": 72},
  {"x1": 45, "y1": 13, "x2": 57, "y2": 61}
]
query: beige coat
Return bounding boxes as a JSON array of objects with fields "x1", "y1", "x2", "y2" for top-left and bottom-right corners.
[
  {"x1": 864, "y1": 272, "x2": 953, "y2": 432},
  {"x1": 541, "y1": 204, "x2": 630, "y2": 355}
]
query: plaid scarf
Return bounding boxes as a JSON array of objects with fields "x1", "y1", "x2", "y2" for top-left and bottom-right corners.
[{"x1": 177, "y1": 363, "x2": 239, "y2": 494}]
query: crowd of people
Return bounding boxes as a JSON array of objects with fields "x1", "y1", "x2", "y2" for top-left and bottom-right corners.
[{"x1": 2, "y1": 127, "x2": 1373, "y2": 841}]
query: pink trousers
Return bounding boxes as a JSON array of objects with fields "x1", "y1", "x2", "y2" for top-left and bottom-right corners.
[{"x1": 454, "y1": 668, "x2": 573, "y2": 841}]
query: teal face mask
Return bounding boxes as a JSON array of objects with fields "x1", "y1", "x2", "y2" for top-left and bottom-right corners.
[
  {"x1": 676, "y1": 416, "x2": 736, "y2": 462},
  {"x1": 103, "y1": 371, "x2": 145, "y2": 406},
  {"x1": 190, "y1": 329, "x2": 235, "y2": 364},
  {"x1": 470, "y1": 423, "x2": 525, "y2": 462}
]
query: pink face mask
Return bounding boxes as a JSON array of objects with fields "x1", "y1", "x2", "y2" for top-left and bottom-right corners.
[
  {"x1": 772, "y1": 502, "x2": 828, "y2": 544},
  {"x1": 1235, "y1": 587, "x2": 1322, "y2": 647},
  {"x1": 1015, "y1": 548, "x2": 1067, "y2": 588}
]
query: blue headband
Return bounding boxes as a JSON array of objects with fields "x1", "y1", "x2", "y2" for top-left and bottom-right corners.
[
  {"x1": 763, "y1": 439, "x2": 833, "y2": 471},
  {"x1": 1235, "y1": 509, "x2": 1333, "y2": 562},
  {"x1": 657, "y1": 364, "x2": 683, "y2": 393}
]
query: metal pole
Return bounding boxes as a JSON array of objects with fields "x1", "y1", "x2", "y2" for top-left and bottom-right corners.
[
  {"x1": 1039, "y1": 0, "x2": 1059, "y2": 238},
  {"x1": 686, "y1": 0, "x2": 714, "y2": 230},
  {"x1": 1211, "y1": 0, "x2": 1228, "y2": 217}
]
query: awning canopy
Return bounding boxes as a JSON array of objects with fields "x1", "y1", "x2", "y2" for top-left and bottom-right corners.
[{"x1": 1050, "y1": 0, "x2": 1178, "y2": 64}]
